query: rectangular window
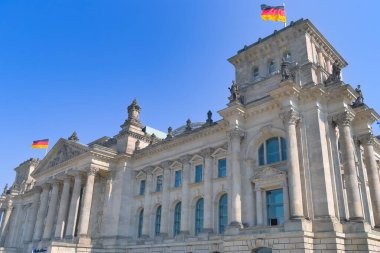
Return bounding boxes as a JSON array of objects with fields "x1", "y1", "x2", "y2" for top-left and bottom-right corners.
[
  {"x1": 266, "y1": 189, "x2": 284, "y2": 226},
  {"x1": 156, "y1": 175, "x2": 163, "y2": 192},
  {"x1": 195, "y1": 165, "x2": 203, "y2": 183},
  {"x1": 139, "y1": 180, "x2": 146, "y2": 195},
  {"x1": 218, "y1": 158, "x2": 227, "y2": 178},
  {"x1": 174, "y1": 170, "x2": 182, "y2": 187},
  {"x1": 266, "y1": 137, "x2": 280, "y2": 164}
]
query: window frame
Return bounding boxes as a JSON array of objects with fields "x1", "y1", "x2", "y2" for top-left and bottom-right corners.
[
  {"x1": 155, "y1": 206, "x2": 162, "y2": 236},
  {"x1": 139, "y1": 180, "x2": 146, "y2": 196},
  {"x1": 137, "y1": 209, "x2": 144, "y2": 238},
  {"x1": 174, "y1": 170, "x2": 182, "y2": 188},
  {"x1": 266, "y1": 189, "x2": 284, "y2": 226},
  {"x1": 155, "y1": 175, "x2": 163, "y2": 192},
  {"x1": 195, "y1": 164, "x2": 203, "y2": 183},
  {"x1": 218, "y1": 194, "x2": 228, "y2": 234},
  {"x1": 195, "y1": 198, "x2": 204, "y2": 235},
  {"x1": 217, "y1": 158, "x2": 227, "y2": 178},
  {"x1": 258, "y1": 136, "x2": 287, "y2": 166},
  {"x1": 252, "y1": 66, "x2": 260, "y2": 81},
  {"x1": 268, "y1": 60, "x2": 276, "y2": 75},
  {"x1": 173, "y1": 202, "x2": 181, "y2": 236}
]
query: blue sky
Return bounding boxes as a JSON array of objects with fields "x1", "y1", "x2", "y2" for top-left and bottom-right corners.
[{"x1": 1, "y1": 0, "x2": 379, "y2": 190}]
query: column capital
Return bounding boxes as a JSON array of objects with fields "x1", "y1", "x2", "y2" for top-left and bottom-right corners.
[
  {"x1": 88, "y1": 167, "x2": 99, "y2": 176},
  {"x1": 200, "y1": 147, "x2": 215, "y2": 158},
  {"x1": 227, "y1": 128, "x2": 245, "y2": 140},
  {"x1": 358, "y1": 133, "x2": 375, "y2": 146},
  {"x1": 160, "y1": 161, "x2": 171, "y2": 169},
  {"x1": 179, "y1": 154, "x2": 192, "y2": 164},
  {"x1": 280, "y1": 108, "x2": 300, "y2": 125},
  {"x1": 333, "y1": 110, "x2": 355, "y2": 127}
]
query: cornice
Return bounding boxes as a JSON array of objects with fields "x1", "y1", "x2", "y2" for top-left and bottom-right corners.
[
  {"x1": 353, "y1": 105, "x2": 380, "y2": 124},
  {"x1": 115, "y1": 129, "x2": 151, "y2": 142},
  {"x1": 132, "y1": 121, "x2": 228, "y2": 159}
]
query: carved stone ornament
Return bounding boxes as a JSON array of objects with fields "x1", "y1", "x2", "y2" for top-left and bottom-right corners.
[
  {"x1": 47, "y1": 143, "x2": 84, "y2": 168},
  {"x1": 228, "y1": 128, "x2": 245, "y2": 140},
  {"x1": 228, "y1": 80, "x2": 241, "y2": 103},
  {"x1": 121, "y1": 99, "x2": 143, "y2": 129},
  {"x1": 280, "y1": 108, "x2": 300, "y2": 126},
  {"x1": 280, "y1": 58, "x2": 295, "y2": 81},
  {"x1": 88, "y1": 167, "x2": 99, "y2": 176},
  {"x1": 204, "y1": 110, "x2": 213, "y2": 126},
  {"x1": 200, "y1": 147, "x2": 214, "y2": 158},
  {"x1": 179, "y1": 154, "x2": 192, "y2": 164},
  {"x1": 166, "y1": 126, "x2": 173, "y2": 139},
  {"x1": 325, "y1": 60, "x2": 342, "y2": 85},
  {"x1": 68, "y1": 131, "x2": 79, "y2": 142},
  {"x1": 358, "y1": 133, "x2": 374, "y2": 146},
  {"x1": 352, "y1": 85, "x2": 365, "y2": 108},
  {"x1": 252, "y1": 167, "x2": 286, "y2": 182},
  {"x1": 334, "y1": 110, "x2": 355, "y2": 127}
]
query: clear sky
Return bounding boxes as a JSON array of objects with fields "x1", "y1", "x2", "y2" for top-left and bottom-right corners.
[{"x1": 1, "y1": 1, "x2": 379, "y2": 190}]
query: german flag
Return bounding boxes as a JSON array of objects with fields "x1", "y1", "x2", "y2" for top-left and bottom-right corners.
[
  {"x1": 261, "y1": 4, "x2": 286, "y2": 23},
  {"x1": 32, "y1": 139, "x2": 49, "y2": 149}
]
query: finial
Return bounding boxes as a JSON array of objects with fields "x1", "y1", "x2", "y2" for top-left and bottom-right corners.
[
  {"x1": 149, "y1": 133, "x2": 157, "y2": 145},
  {"x1": 186, "y1": 119, "x2": 192, "y2": 131},
  {"x1": 166, "y1": 127, "x2": 173, "y2": 139},
  {"x1": 205, "y1": 110, "x2": 213, "y2": 125},
  {"x1": 121, "y1": 99, "x2": 143, "y2": 129},
  {"x1": 68, "y1": 131, "x2": 79, "y2": 142}
]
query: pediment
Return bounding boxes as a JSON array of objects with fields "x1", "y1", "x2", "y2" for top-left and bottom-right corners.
[
  {"x1": 252, "y1": 167, "x2": 286, "y2": 181},
  {"x1": 32, "y1": 138, "x2": 89, "y2": 177}
]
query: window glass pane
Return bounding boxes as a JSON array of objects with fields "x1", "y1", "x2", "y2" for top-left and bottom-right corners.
[
  {"x1": 259, "y1": 144, "x2": 265, "y2": 166},
  {"x1": 173, "y1": 202, "x2": 181, "y2": 236},
  {"x1": 281, "y1": 137, "x2": 287, "y2": 161},
  {"x1": 195, "y1": 165, "x2": 203, "y2": 183},
  {"x1": 218, "y1": 159, "x2": 227, "y2": 178},
  {"x1": 139, "y1": 180, "x2": 146, "y2": 195},
  {"x1": 255, "y1": 248, "x2": 273, "y2": 253},
  {"x1": 138, "y1": 209, "x2": 144, "y2": 238},
  {"x1": 155, "y1": 206, "x2": 161, "y2": 236},
  {"x1": 175, "y1": 170, "x2": 182, "y2": 187},
  {"x1": 156, "y1": 175, "x2": 163, "y2": 192},
  {"x1": 266, "y1": 137, "x2": 280, "y2": 164},
  {"x1": 266, "y1": 189, "x2": 284, "y2": 226},
  {"x1": 219, "y1": 194, "x2": 228, "y2": 234},
  {"x1": 268, "y1": 60, "x2": 276, "y2": 74},
  {"x1": 253, "y1": 67, "x2": 259, "y2": 80},
  {"x1": 195, "y1": 198, "x2": 204, "y2": 235}
]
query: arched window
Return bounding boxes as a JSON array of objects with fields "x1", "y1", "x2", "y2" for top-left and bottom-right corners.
[
  {"x1": 268, "y1": 60, "x2": 276, "y2": 75},
  {"x1": 138, "y1": 209, "x2": 144, "y2": 238},
  {"x1": 173, "y1": 202, "x2": 181, "y2": 236},
  {"x1": 258, "y1": 137, "x2": 287, "y2": 166},
  {"x1": 218, "y1": 194, "x2": 228, "y2": 234},
  {"x1": 155, "y1": 206, "x2": 162, "y2": 236},
  {"x1": 195, "y1": 198, "x2": 204, "y2": 235},
  {"x1": 253, "y1": 66, "x2": 259, "y2": 81}
]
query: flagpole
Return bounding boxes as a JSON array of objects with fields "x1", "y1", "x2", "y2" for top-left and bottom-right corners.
[{"x1": 283, "y1": 2, "x2": 287, "y2": 28}]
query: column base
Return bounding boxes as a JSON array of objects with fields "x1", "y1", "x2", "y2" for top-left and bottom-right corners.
[
  {"x1": 78, "y1": 235, "x2": 92, "y2": 245},
  {"x1": 225, "y1": 222, "x2": 243, "y2": 235},
  {"x1": 343, "y1": 220, "x2": 371, "y2": 233},
  {"x1": 349, "y1": 216, "x2": 365, "y2": 222},
  {"x1": 175, "y1": 231, "x2": 189, "y2": 241},
  {"x1": 284, "y1": 218, "x2": 312, "y2": 232}
]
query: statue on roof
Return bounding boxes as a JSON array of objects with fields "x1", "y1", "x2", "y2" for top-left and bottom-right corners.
[
  {"x1": 352, "y1": 85, "x2": 364, "y2": 108},
  {"x1": 280, "y1": 57, "x2": 294, "y2": 81},
  {"x1": 68, "y1": 131, "x2": 79, "y2": 142},
  {"x1": 228, "y1": 81, "x2": 241, "y2": 103},
  {"x1": 325, "y1": 60, "x2": 342, "y2": 85},
  {"x1": 185, "y1": 119, "x2": 192, "y2": 132},
  {"x1": 166, "y1": 127, "x2": 173, "y2": 139},
  {"x1": 3, "y1": 184, "x2": 8, "y2": 194}
]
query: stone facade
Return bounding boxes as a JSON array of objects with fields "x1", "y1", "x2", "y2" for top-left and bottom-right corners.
[{"x1": 1, "y1": 19, "x2": 380, "y2": 253}]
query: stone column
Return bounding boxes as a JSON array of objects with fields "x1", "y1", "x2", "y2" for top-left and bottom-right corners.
[
  {"x1": 281, "y1": 109, "x2": 304, "y2": 219},
  {"x1": 359, "y1": 133, "x2": 380, "y2": 226},
  {"x1": 160, "y1": 164, "x2": 171, "y2": 237},
  {"x1": 65, "y1": 173, "x2": 82, "y2": 239},
  {"x1": 335, "y1": 111, "x2": 363, "y2": 220},
  {"x1": 78, "y1": 168, "x2": 97, "y2": 241},
  {"x1": 180, "y1": 155, "x2": 191, "y2": 234},
  {"x1": 141, "y1": 171, "x2": 152, "y2": 238},
  {"x1": 228, "y1": 129, "x2": 244, "y2": 228},
  {"x1": 54, "y1": 176, "x2": 72, "y2": 239},
  {"x1": 43, "y1": 181, "x2": 60, "y2": 240},
  {"x1": 33, "y1": 184, "x2": 50, "y2": 241},
  {"x1": 0, "y1": 200, "x2": 13, "y2": 245},
  {"x1": 256, "y1": 189, "x2": 263, "y2": 226},
  {"x1": 24, "y1": 190, "x2": 41, "y2": 242},
  {"x1": 202, "y1": 148, "x2": 213, "y2": 233}
]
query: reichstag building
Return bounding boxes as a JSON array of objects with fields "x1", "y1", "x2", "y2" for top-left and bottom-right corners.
[{"x1": 1, "y1": 19, "x2": 380, "y2": 253}]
